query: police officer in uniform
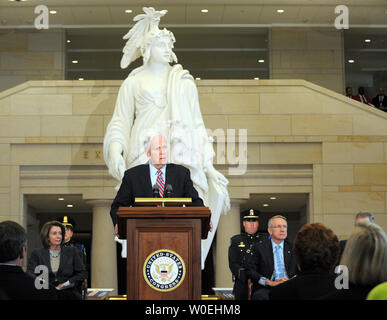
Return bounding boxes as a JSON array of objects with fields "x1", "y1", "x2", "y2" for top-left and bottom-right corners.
[
  {"x1": 60, "y1": 216, "x2": 86, "y2": 263},
  {"x1": 60, "y1": 216, "x2": 88, "y2": 297},
  {"x1": 228, "y1": 209, "x2": 267, "y2": 300}
]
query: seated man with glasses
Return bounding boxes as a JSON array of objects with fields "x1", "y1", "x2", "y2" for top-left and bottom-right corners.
[{"x1": 246, "y1": 215, "x2": 297, "y2": 300}]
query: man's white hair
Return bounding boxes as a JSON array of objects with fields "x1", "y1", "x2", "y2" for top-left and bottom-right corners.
[
  {"x1": 143, "y1": 130, "x2": 168, "y2": 153},
  {"x1": 268, "y1": 215, "x2": 287, "y2": 228}
]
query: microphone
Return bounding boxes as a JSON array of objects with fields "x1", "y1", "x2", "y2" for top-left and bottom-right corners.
[
  {"x1": 152, "y1": 184, "x2": 160, "y2": 198},
  {"x1": 165, "y1": 184, "x2": 173, "y2": 198}
]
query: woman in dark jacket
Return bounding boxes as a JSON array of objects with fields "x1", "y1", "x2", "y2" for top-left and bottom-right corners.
[{"x1": 27, "y1": 221, "x2": 87, "y2": 300}]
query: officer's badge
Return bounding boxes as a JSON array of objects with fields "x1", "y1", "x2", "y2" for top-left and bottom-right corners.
[{"x1": 238, "y1": 241, "x2": 245, "y2": 248}]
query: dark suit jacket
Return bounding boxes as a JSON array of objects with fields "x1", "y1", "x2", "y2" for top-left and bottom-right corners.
[
  {"x1": 228, "y1": 232, "x2": 267, "y2": 300},
  {"x1": 0, "y1": 287, "x2": 8, "y2": 300},
  {"x1": 372, "y1": 95, "x2": 387, "y2": 111},
  {"x1": 270, "y1": 269, "x2": 338, "y2": 300},
  {"x1": 27, "y1": 246, "x2": 87, "y2": 290},
  {"x1": 228, "y1": 232, "x2": 267, "y2": 278},
  {"x1": 247, "y1": 239, "x2": 298, "y2": 293},
  {"x1": 0, "y1": 265, "x2": 57, "y2": 300},
  {"x1": 110, "y1": 163, "x2": 204, "y2": 225}
]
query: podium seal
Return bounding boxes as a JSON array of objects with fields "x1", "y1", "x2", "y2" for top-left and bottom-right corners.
[{"x1": 143, "y1": 249, "x2": 186, "y2": 292}]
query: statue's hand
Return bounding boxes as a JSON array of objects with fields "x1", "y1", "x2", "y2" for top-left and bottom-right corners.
[
  {"x1": 110, "y1": 155, "x2": 126, "y2": 181},
  {"x1": 109, "y1": 143, "x2": 126, "y2": 180}
]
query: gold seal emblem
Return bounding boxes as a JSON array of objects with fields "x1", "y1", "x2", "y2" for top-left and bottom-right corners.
[{"x1": 143, "y1": 249, "x2": 186, "y2": 292}]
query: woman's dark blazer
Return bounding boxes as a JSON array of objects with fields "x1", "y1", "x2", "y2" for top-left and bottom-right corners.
[
  {"x1": 270, "y1": 269, "x2": 338, "y2": 300},
  {"x1": 27, "y1": 246, "x2": 87, "y2": 287}
]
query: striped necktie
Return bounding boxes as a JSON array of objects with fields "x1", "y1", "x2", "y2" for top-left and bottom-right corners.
[{"x1": 156, "y1": 169, "x2": 164, "y2": 198}]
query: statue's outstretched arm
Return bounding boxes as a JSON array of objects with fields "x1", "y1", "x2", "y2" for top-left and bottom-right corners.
[{"x1": 103, "y1": 77, "x2": 135, "y2": 181}]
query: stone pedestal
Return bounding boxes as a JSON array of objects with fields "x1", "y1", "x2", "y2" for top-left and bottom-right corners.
[
  {"x1": 215, "y1": 200, "x2": 243, "y2": 287},
  {"x1": 88, "y1": 200, "x2": 117, "y2": 294}
]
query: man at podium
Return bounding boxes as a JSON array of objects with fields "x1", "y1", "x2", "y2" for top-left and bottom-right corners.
[{"x1": 110, "y1": 133, "x2": 204, "y2": 236}]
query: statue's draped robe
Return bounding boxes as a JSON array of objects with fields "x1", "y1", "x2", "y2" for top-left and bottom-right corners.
[{"x1": 104, "y1": 64, "x2": 229, "y2": 268}]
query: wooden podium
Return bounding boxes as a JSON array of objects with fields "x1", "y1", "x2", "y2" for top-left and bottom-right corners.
[{"x1": 117, "y1": 205, "x2": 211, "y2": 300}]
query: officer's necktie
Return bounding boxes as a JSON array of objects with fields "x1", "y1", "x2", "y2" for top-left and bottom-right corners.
[
  {"x1": 156, "y1": 169, "x2": 164, "y2": 198},
  {"x1": 274, "y1": 244, "x2": 286, "y2": 280}
]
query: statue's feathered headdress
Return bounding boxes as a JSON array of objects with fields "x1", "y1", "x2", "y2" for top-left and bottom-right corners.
[{"x1": 121, "y1": 7, "x2": 173, "y2": 69}]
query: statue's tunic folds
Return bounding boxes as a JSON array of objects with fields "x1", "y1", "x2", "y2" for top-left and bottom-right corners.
[{"x1": 104, "y1": 64, "x2": 228, "y2": 267}]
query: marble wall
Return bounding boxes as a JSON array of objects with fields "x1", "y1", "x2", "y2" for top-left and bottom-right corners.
[
  {"x1": 0, "y1": 30, "x2": 65, "y2": 93},
  {"x1": 0, "y1": 79, "x2": 386, "y2": 288},
  {"x1": 270, "y1": 28, "x2": 345, "y2": 94}
]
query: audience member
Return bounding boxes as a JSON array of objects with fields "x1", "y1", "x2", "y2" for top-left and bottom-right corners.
[
  {"x1": 353, "y1": 87, "x2": 373, "y2": 106},
  {"x1": 345, "y1": 86, "x2": 353, "y2": 98},
  {"x1": 228, "y1": 209, "x2": 267, "y2": 300},
  {"x1": 323, "y1": 221, "x2": 387, "y2": 300},
  {"x1": 0, "y1": 221, "x2": 56, "y2": 300},
  {"x1": 338, "y1": 211, "x2": 375, "y2": 262},
  {"x1": 247, "y1": 215, "x2": 297, "y2": 300},
  {"x1": 372, "y1": 87, "x2": 387, "y2": 112},
  {"x1": 270, "y1": 223, "x2": 339, "y2": 300},
  {"x1": 27, "y1": 220, "x2": 87, "y2": 300},
  {"x1": 367, "y1": 282, "x2": 387, "y2": 300}
]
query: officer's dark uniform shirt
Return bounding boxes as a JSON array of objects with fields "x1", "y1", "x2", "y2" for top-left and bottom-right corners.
[
  {"x1": 63, "y1": 240, "x2": 86, "y2": 265},
  {"x1": 229, "y1": 232, "x2": 267, "y2": 278},
  {"x1": 228, "y1": 231, "x2": 267, "y2": 299}
]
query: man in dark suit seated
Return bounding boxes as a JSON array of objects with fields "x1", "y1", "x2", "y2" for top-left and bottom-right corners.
[
  {"x1": 372, "y1": 87, "x2": 387, "y2": 112},
  {"x1": 110, "y1": 133, "x2": 204, "y2": 235},
  {"x1": 0, "y1": 221, "x2": 57, "y2": 300},
  {"x1": 345, "y1": 86, "x2": 353, "y2": 99},
  {"x1": 246, "y1": 215, "x2": 297, "y2": 300}
]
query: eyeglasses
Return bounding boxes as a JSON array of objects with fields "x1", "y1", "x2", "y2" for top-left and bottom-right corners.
[{"x1": 270, "y1": 225, "x2": 287, "y2": 229}]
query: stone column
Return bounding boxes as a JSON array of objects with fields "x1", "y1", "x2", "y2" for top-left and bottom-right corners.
[
  {"x1": 88, "y1": 200, "x2": 118, "y2": 294},
  {"x1": 215, "y1": 199, "x2": 243, "y2": 287}
]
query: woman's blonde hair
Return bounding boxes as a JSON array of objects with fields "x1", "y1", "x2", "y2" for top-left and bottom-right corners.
[{"x1": 341, "y1": 221, "x2": 387, "y2": 286}]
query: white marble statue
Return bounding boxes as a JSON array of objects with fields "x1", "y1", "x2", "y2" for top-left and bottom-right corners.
[{"x1": 103, "y1": 7, "x2": 230, "y2": 268}]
